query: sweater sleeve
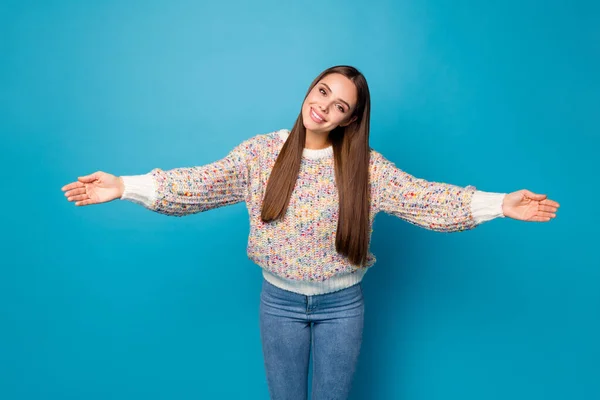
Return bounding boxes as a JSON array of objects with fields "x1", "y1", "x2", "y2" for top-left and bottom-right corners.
[
  {"x1": 120, "y1": 137, "x2": 254, "y2": 217},
  {"x1": 372, "y1": 151, "x2": 501, "y2": 232}
]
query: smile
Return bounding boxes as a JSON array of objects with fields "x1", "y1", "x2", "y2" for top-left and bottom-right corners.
[{"x1": 310, "y1": 107, "x2": 326, "y2": 123}]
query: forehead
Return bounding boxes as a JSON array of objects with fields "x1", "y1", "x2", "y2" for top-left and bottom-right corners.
[{"x1": 318, "y1": 73, "x2": 357, "y2": 107}]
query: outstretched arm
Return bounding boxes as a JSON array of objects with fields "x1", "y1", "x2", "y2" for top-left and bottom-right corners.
[
  {"x1": 371, "y1": 151, "x2": 559, "y2": 231},
  {"x1": 62, "y1": 137, "x2": 255, "y2": 217}
]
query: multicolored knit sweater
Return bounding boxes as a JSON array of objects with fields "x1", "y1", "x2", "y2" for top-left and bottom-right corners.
[{"x1": 121, "y1": 129, "x2": 505, "y2": 295}]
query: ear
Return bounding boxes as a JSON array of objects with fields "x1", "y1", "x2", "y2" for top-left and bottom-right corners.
[{"x1": 340, "y1": 115, "x2": 357, "y2": 127}]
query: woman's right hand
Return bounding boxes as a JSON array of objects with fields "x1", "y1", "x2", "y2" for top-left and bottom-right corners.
[{"x1": 61, "y1": 171, "x2": 125, "y2": 206}]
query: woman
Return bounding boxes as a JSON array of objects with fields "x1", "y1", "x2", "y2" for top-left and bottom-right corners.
[{"x1": 61, "y1": 65, "x2": 559, "y2": 399}]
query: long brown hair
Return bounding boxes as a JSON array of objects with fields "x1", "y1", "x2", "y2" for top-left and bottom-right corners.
[{"x1": 261, "y1": 65, "x2": 371, "y2": 266}]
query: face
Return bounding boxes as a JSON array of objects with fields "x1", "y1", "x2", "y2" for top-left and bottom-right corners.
[{"x1": 301, "y1": 73, "x2": 358, "y2": 134}]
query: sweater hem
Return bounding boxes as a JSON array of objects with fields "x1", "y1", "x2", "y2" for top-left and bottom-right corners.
[{"x1": 261, "y1": 268, "x2": 368, "y2": 295}]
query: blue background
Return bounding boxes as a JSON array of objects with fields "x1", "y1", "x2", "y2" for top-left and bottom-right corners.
[{"x1": 1, "y1": 0, "x2": 598, "y2": 399}]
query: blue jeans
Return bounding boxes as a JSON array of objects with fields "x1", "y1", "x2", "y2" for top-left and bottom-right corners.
[{"x1": 259, "y1": 278, "x2": 365, "y2": 400}]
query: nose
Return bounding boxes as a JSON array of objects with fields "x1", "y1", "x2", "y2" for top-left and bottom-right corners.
[{"x1": 318, "y1": 103, "x2": 329, "y2": 114}]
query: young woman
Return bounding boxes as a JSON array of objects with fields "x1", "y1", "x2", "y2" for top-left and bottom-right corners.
[{"x1": 61, "y1": 65, "x2": 560, "y2": 399}]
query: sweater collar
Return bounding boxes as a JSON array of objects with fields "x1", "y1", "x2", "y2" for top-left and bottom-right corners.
[{"x1": 276, "y1": 129, "x2": 333, "y2": 160}]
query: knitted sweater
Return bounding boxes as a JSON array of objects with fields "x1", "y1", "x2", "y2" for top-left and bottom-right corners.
[{"x1": 121, "y1": 129, "x2": 505, "y2": 295}]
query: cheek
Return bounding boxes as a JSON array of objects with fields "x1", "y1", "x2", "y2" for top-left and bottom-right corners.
[
  {"x1": 302, "y1": 100, "x2": 310, "y2": 115},
  {"x1": 305, "y1": 93, "x2": 316, "y2": 105},
  {"x1": 329, "y1": 113, "x2": 347, "y2": 126},
  {"x1": 302, "y1": 95, "x2": 319, "y2": 116}
]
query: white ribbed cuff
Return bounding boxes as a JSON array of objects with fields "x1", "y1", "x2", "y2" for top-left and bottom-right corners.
[
  {"x1": 120, "y1": 174, "x2": 157, "y2": 208},
  {"x1": 471, "y1": 190, "x2": 506, "y2": 224},
  {"x1": 261, "y1": 268, "x2": 367, "y2": 296}
]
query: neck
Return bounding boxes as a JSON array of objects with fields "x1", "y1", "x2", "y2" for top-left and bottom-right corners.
[{"x1": 304, "y1": 129, "x2": 331, "y2": 149}]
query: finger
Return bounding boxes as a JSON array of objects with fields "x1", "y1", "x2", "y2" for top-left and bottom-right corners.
[
  {"x1": 524, "y1": 190, "x2": 547, "y2": 201},
  {"x1": 533, "y1": 211, "x2": 557, "y2": 220},
  {"x1": 78, "y1": 172, "x2": 100, "y2": 183},
  {"x1": 540, "y1": 199, "x2": 560, "y2": 208},
  {"x1": 68, "y1": 194, "x2": 89, "y2": 202},
  {"x1": 529, "y1": 215, "x2": 552, "y2": 222},
  {"x1": 538, "y1": 204, "x2": 559, "y2": 213},
  {"x1": 75, "y1": 199, "x2": 95, "y2": 206},
  {"x1": 64, "y1": 187, "x2": 87, "y2": 198},
  {"x1": 61, "y1": 181, "x2": 85, "y2": 191}
]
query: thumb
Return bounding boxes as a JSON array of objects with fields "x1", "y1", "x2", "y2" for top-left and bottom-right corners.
[
  {"x1": 523, "y1": 190, "x2": 547, "y2": 201},
  {"x1": 78, "y1": 172, "x2": 101, "y2": 183}
]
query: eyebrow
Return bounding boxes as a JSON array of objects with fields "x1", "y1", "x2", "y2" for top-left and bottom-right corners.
[{"x1": 320, "y1": 82, "x2": 351, "y2": 109}]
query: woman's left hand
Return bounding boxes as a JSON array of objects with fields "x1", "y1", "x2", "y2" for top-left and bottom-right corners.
[{"x1": 502, "y1": 190, "x2": 560, "y2": 222}]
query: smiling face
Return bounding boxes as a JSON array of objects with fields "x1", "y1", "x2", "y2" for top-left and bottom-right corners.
[{"x1": 301, "y1": 73, "x2": 358, "y2": 135}]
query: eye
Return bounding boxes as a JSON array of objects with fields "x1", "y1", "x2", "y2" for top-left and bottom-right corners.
[
  {"x1": 336, "y1": 105, "x2": 345, "y2": 113},
  {"x1": 319, "y1": 88, "x2": 326, "y2": 95}
]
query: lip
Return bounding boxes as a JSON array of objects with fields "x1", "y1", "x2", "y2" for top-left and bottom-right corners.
[{"x1": 310, "y1": 107, "x2": 326, "y2": 123}]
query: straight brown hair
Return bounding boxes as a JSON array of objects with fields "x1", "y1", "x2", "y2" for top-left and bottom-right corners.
[{"x1": 261, "y1": 66, "x2": 372, "y2": 266}]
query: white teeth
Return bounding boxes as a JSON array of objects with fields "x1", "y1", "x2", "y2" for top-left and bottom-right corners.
[{"x1": 311, "y1": 108, "x2": 323, "y2": 122}]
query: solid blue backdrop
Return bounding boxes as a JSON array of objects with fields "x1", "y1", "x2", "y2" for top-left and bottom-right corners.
[{"x1": 1, "y1": 0, "x2": 598, "y2": 399}]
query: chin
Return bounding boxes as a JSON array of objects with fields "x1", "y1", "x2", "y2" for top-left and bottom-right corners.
[
  {"x1": 301, "y1": 108, "x2": 330, "y2": 133},
  {"x1": 304, "y1": 123, "x2": 327, "y2": 134},
  {"x1": 301, "y1": 116, "x2": 317, "y2": 132},
  {"x1": 302, "y1": 119, "x2": 315, "y2": 131}
]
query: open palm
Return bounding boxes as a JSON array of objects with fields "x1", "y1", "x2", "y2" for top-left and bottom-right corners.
[
  {"x1": 61, "y1": 171, "x2": 124, "y2": 206},
  {"x1": 502, "y1": 189, "x2": 560, "y2": 222}
]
